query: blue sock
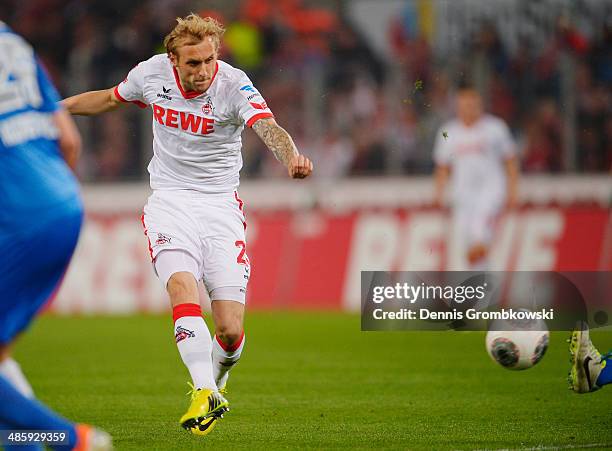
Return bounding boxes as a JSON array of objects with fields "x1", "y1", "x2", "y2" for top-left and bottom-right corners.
[
  {"x1": 596, "y1": 356, "x2": 612, "y2": 387},
  {"x1": 0, "y1": 375, "x2": 77, "y2": 448}
]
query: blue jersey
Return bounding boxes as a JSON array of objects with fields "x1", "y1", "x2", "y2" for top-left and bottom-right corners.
[
  {"x1": 0, "y1": 24, "x2": 83, "y2": 345},
  {"x1": 0, "y1": 23, "x2": 81, "y2": 231}
]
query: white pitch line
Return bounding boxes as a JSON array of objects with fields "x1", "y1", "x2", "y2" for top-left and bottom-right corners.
[{"x1": 470, "y1": 443, "x2": 611, "y2": 451}]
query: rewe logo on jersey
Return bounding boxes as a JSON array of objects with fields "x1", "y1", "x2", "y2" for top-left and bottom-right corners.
[{"x1": 152, "y1": 104, "x2": 215, "y2": 135}]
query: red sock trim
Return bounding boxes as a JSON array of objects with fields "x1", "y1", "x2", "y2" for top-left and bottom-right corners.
[
  {"x1": 215, "y1": 331, "x2": 244, "y2": 352},
  {"x1": 172, "y1": 303, "x2": 202, "y2": 322}
]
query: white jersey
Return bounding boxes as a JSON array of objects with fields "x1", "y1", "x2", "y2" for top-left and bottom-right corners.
[
  {"x1": 433, "y1": 114, "x2": 515, "y2": 208},
  {"x1": 115, "y1": 55, "x2": 274, "y2": 193}
]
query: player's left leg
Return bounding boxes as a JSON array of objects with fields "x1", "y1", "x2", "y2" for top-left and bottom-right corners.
[
  {"x1": 210, "y1": 299, "x2": 246, "y2": 391},
  {"x1": 200, "y1": 191, "x2": 250, "y2": 392}
]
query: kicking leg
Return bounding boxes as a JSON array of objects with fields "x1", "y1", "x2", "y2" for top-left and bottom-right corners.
[
  {"x1": 156, "y1": 250, "x2": 228, "y2": 435},
  {"x1": 167, "y1": 271, "x2": 216, "y2": 391}
]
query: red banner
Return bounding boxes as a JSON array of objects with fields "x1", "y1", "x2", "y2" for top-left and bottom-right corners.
[{"x1": 53, "y1": 207, "x2": 611, "y2": 314}]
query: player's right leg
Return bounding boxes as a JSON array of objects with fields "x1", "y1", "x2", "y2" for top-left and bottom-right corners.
[
  {"x1": 154, "y1": 252, "x2": 228, "y2": 434},
  {"x1": 568, "y1": 322, "x2": 612, "y2": 393},
  {"x1": 142, "y1": 191, "x2": 230, "y2": 434}
]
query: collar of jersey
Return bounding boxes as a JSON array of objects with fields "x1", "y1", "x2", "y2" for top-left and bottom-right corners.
[{"x1": 172, "y1": 62, "x2": 218, "y2": 99}]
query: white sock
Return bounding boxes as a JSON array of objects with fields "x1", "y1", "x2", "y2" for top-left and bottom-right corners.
[
  {"x1": 212, "y1": 332, "x2": 245, "y2": 389},
  {"x1": 0, "y1": 358, "x2": 34, "y2": 398},
  {"x1": 173, "y1": 304, "x2": 217, "y2": 390}
]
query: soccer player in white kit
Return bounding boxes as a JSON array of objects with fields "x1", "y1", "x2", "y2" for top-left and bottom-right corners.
[
  {"x1": 63, "y1": 14, "x2": 313, "y2": 435},
  {"x1": 433, "y1": 84, "x2": 518, "y2": 270}
]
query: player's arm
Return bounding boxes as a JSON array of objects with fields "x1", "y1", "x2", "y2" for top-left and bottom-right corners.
[
  {"x1": 433, "y1": 164, "x2": 450, "y2": 207},
  {"x1": 504, "y1": 156, "x2": 519, "y2": 208},
  {"x1": 252, "y1": 117, "x2": 313, "y2": 179},
  {"x1": 53, "y1": 108, "x2": 82, "y2": 171},
  {"x1": 62, "y1": 88, "x2": 124, "y2": 116}
]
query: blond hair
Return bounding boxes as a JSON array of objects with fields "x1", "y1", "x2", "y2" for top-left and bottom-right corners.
[{"x1": 163, "y1": 13, "x2": 225, "y2": 56}]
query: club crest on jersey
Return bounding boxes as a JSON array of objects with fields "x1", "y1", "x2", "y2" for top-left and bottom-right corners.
[
  {"x1": 155, "y1": 233, "x2": 171, "y2": 245},
  {"x1": 202, "y1": 97, "x2": 214, "y2": 116},
  {"x1": 175, "y1": 326, "x2": 195, "y2": 343}
]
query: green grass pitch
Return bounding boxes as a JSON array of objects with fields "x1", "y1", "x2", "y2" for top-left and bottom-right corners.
[{"x1": 13, "y1": 312, "x2": 612, "y2": 450}]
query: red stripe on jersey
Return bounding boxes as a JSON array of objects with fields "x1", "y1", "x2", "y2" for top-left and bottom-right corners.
[
  {"x1": 173, "y1": 303, "x2": 203, "y2": 322},
  {"x1": 234, "y1": 191, "x2": 247, "y2": 230},
  {"x1": 113, "y1": 85, "x2": 147, "y2": 109},
  {"x1": 234, "y1": 191, "x2": 244, "y2": 211},
  {"x1": 172, "y1": 62, "x2": 219, "y2": 99},
  {"x1": 246, "y1": 112, "x2": 274, "y2": 128},
  {"x1": 140, "y1": 214, "x2": 154, "y2": 262}
]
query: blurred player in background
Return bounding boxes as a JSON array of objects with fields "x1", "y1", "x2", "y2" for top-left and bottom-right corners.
[
  {"x1": 433, "y1": 83, "x2": 519, "y2": 270},
  {"x1": 63, "y1": 14, "x2": 313, "y2": 436},
  {"x1": 0, "y1": 22, "x2": 112, "y2": 450},
  {"x1": 568, "y1": 322, "x2": 612, "y2": 394}
]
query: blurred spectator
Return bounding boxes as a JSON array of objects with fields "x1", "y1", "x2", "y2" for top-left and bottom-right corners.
[
  {"x1": 3, "y1": 0, "x2": 610, "y2": 180},
  {"x1": 309, "y1": 130, "x2": 355, "y2": 179},
  {"x1": 521, "y1": 100, "x2": 563, "y2": 173}
]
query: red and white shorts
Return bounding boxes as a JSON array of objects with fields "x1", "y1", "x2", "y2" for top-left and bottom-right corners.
[{"x1": 141, "y1": 189, "x2": 250, "y2": 303}]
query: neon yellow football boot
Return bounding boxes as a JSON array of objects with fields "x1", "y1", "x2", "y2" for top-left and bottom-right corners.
[{"x1": 179, "y1": 384, "x2": 229, "y2": 435}]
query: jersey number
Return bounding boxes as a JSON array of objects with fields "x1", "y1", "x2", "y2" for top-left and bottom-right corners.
[{"x1": 235, "y1": 241, "x2": 249, "y2": 265}]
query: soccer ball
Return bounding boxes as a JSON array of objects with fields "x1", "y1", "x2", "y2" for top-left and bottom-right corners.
[{"x1": 485, "y1": 316, "x2": 549, "y2": 370}]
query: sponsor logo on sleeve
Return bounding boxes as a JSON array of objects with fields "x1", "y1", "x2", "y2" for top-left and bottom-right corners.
[{"x1": 239, "y1": 84, "x2": 266, "y2": 102}]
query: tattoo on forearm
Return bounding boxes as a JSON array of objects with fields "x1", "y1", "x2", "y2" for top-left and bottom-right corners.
[{"x1": 252, "y1": 119, "x2": 298, "y2": 166}]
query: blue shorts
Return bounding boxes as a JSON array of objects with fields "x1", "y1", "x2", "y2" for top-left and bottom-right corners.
[{"x1": 0, "y1": 206, "x2": 83, "y2": 345}]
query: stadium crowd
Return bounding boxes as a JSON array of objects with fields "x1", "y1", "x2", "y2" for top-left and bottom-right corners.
[{"x1": 2, "y1": 0, "x2": 611, "y2": 180}]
